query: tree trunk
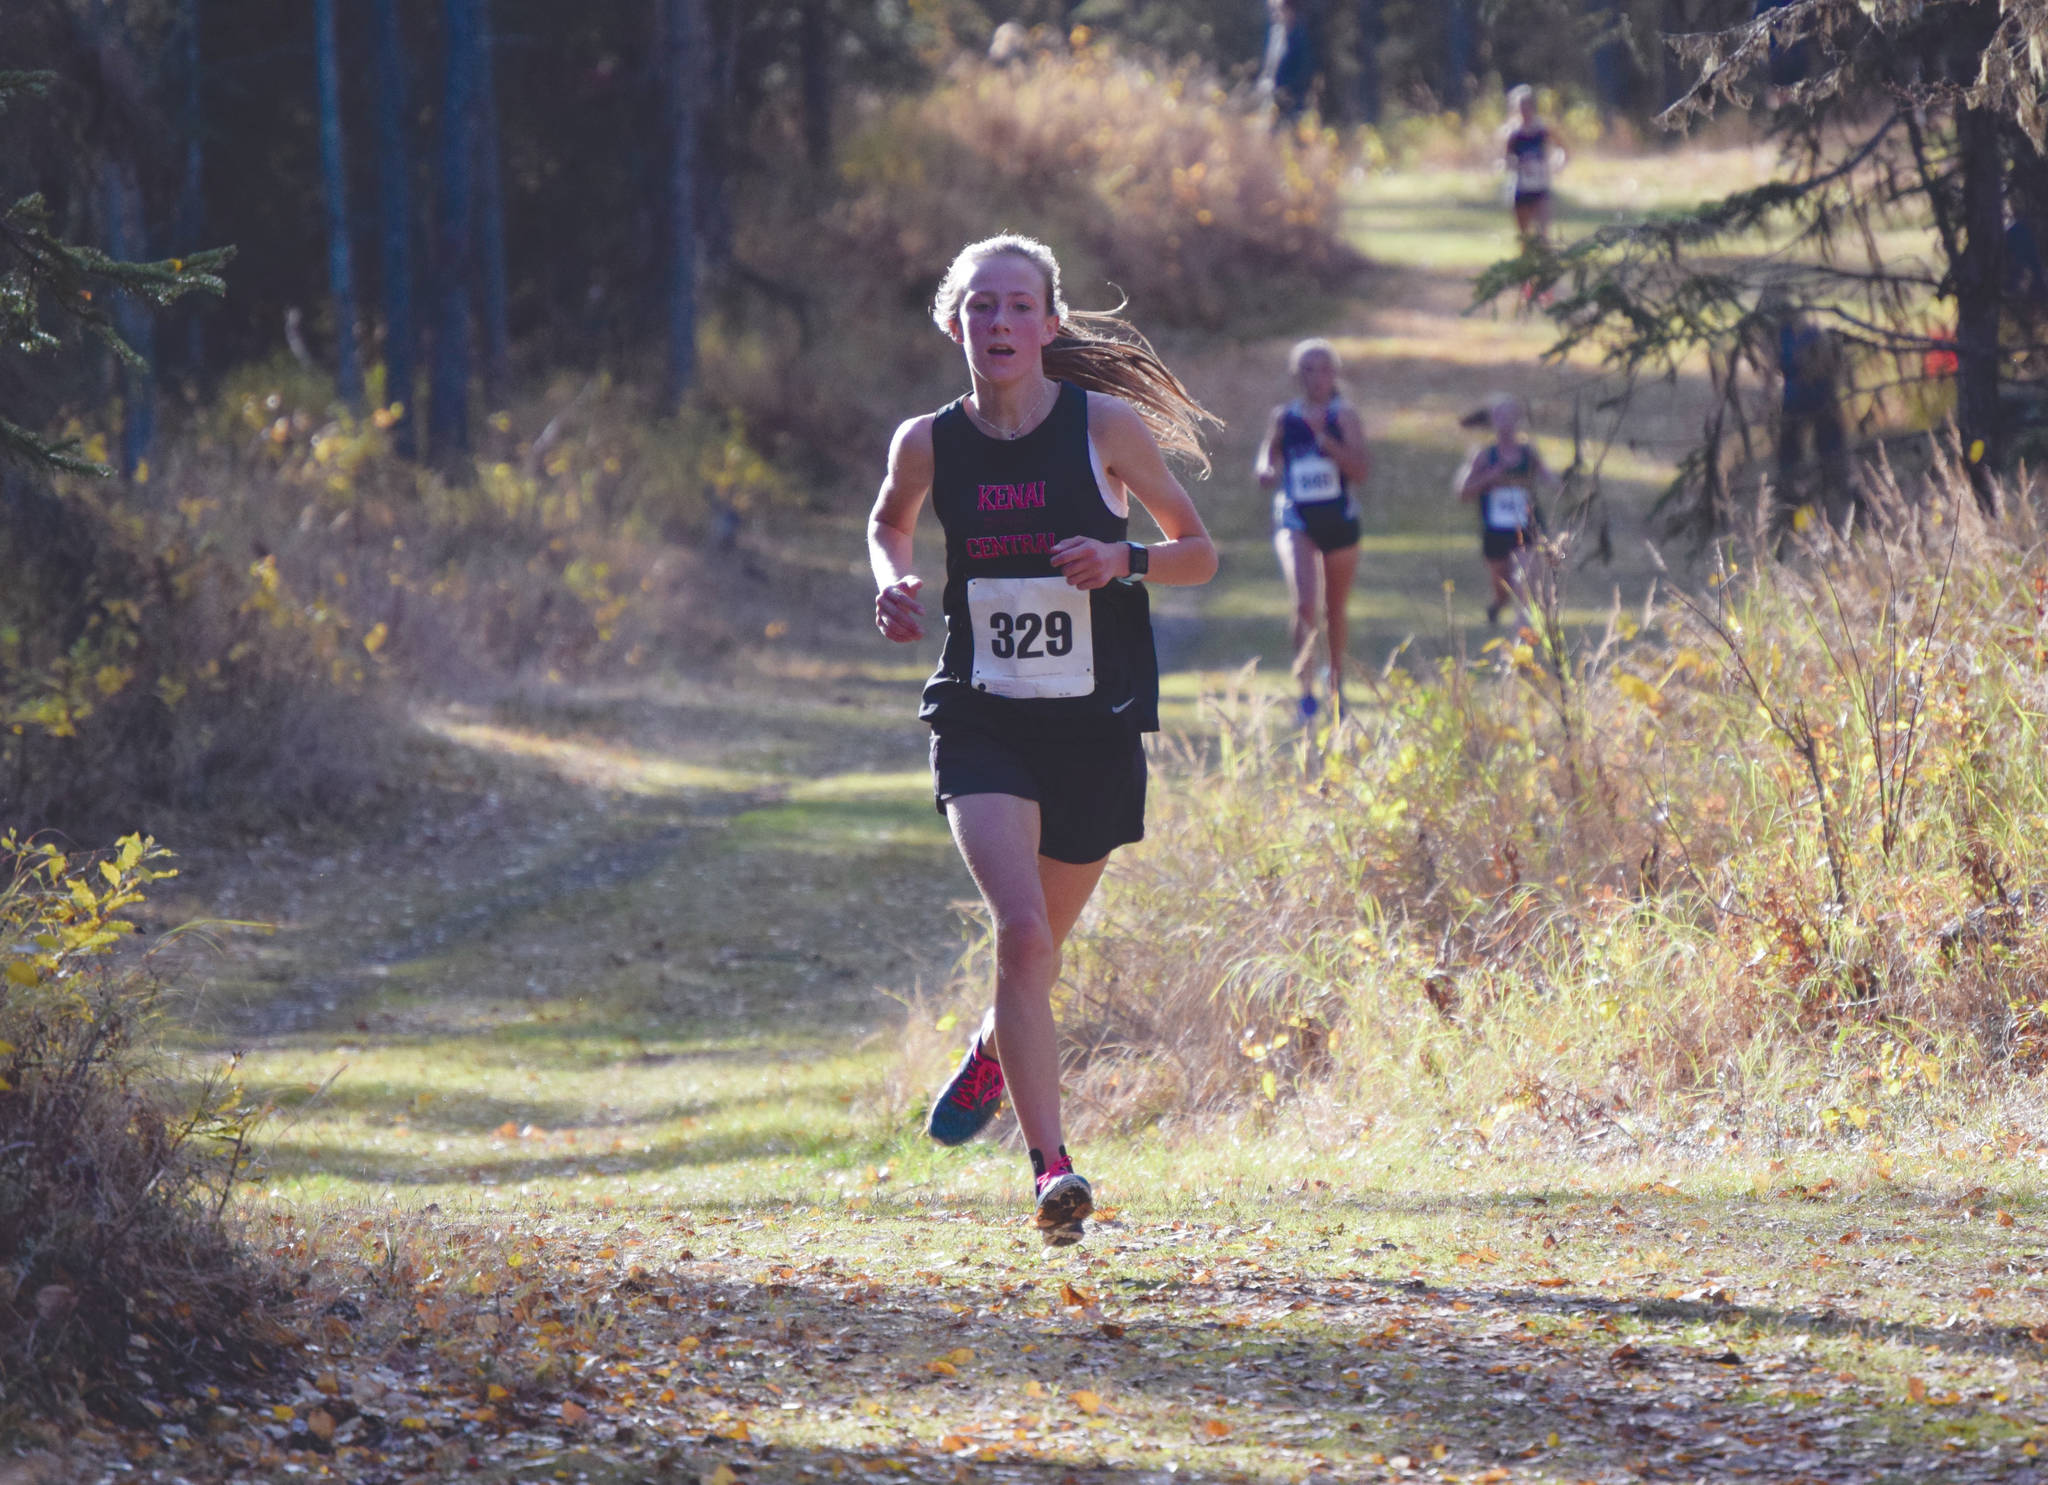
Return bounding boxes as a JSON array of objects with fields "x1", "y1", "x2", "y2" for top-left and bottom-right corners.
[
  {"x1": 696, "y1": 0, "x2": 735, "y2": 275},
  {"x1": 173, "y1": 0, "x2": 206, "y2": 378},
  {"x1": 663, "y1": 0, "x2": 699, "y2": 411},
  {"x1": 799, "y1": 0, "x2": 831, "y2": 169},
  {"x1": 314, "y1": 0, "x2": 364, "y2": 412},
  {"x1": 370, "y1": 0, "x2": 417, "y2": 457},
  {"x1": 430, "y1": 0, "x2": 478, "y2": 469},
  {"x1": 1954, "y1": 103, "x2": 2004, "y2": 514},
  {"x1": 1354, "y1": 0, "x2": 1382, "y2": 125},
  {"x1": 1443, "y1": 0, "x2": 1473, "y2": 113},
  {"x1": 103, "y1": 158, "x2": 155, "y2": 478},
  {"x1": 474, "y1": 0, "x2": 511, "y2": 404},
  {"x1": 1589, "y1": 0, "x2": 1628, "y2": 121}
]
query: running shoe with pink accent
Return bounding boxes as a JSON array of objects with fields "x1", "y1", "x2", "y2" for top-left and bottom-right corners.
[
  {"x1": 1033, "y1": 1153, "x2": 1093, "y2": 1247},
  {"x1": 925, "y1": 1031, "x2": 1005, "y2": 1145}
]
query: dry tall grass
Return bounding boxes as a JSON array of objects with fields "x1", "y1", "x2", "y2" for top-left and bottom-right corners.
[
  {"x1": 832, "y1": 46, "x2": 1361, "y2": 331},
  {"x1": 1049, "y1": 465, "x2": 2048, "y2": 1144}
]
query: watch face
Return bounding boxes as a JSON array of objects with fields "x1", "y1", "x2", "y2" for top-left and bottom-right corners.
[{"x1": 1129, "y1": 543, "x2": 1148, "y2": 575}]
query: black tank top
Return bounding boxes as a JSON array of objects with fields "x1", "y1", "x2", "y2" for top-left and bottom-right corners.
[{"x1": 918, "y1": 381, "x2": 1159, "y2": 736}]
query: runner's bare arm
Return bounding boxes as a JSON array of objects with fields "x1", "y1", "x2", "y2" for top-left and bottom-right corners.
[
  {"x1": 868, "y1": 415, "x2": 936, "y2": 642},
  {"x1": 1321, "y1": 405, "x2": 1372, "y2": 484},
  {"x1": 1050, "y1": 393, "x2": 1217, "y2": 591},
  {"x1": 1457, "y1": 447, "x2": 1497, "y2": 503},
  {"x1": 1253, "y1": 407, "x2": 1287, "y2": 489}
]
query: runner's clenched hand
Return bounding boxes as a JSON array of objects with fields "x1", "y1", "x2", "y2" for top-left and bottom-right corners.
[
  {"x1": 1049, "y1": 536, "x2": 1128, "y2": 590},
  {"x1": 876, "y1": 575, "x2": 926, "y2": 641}
]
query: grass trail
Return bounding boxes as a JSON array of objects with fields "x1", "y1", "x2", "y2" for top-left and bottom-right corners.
[{"x1": 105, "y1": 154, "x2": 2048, "y2": 1483}]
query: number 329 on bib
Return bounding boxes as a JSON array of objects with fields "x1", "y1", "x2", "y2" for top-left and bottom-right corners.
[{"x1": 967, "y1": 576, "x2": 1095, "y2": 700}]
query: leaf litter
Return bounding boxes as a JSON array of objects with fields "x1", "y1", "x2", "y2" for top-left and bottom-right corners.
[{"x1": 56, "y1": 1186, "x2": 2048, "y2": 1483}]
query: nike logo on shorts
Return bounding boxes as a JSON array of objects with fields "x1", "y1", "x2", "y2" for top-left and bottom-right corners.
[{"x1": 1111, "y1": 697, "x2": 1136, "y2": 714}]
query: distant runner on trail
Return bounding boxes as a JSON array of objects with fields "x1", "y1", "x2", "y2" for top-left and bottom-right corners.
[
  {"x1": 1457, "y1": 395, "x2": 1556, "y2": 627},
  {"x1": 1255, "y1": 338, "x2": 1371, "y2": 723},
  {"x1": 1501, "y1": 85, "x2": 1566, "y2": 249},
  {"x1": 867, "y1": 233, "x2": 1218, "y2": 1246}
]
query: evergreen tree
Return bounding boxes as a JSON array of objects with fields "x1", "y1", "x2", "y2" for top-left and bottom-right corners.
[
  {"x1": 1481, "y1": 0, "x2": 2048, "y2": 530},
  {"x1": 0, "y1": 72, "x2": 228, "y2": 479}
]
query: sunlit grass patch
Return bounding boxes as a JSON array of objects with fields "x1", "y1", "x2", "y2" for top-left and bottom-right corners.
[
  {"x1": 423, "y1": 714, "x2": 777, "y2": 798},
  {"x1": 727, "y1": 770, "x2": 947, "y2": 854}
]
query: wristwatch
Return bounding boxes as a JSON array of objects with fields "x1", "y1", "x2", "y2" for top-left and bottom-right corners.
[{"x1": 1125, "y1": 542, "x2": 1149, "y2": 579}]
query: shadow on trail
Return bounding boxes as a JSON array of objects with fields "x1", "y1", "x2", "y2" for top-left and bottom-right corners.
[
  {"x1": 332, "y1": 1227, "x2": 2011, "y2": 1485},
  {"x1": 257, "y1": 1121, "x2": 874, "y2": 1187}
]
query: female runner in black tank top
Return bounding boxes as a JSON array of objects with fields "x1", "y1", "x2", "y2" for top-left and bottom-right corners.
[{"x1": 869, "y1": 235, "x2": 1217, "y2": 1244}]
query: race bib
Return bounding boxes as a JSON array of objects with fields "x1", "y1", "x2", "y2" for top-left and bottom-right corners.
[
  {"x1": 967, "y1": 576, "x2": 1095, "y2": 699},
  {"x1": 1288, "y1": 453, "x2": 1343, "y2": 505},
  {"x1": 1516, "y1": 154, "x2": 1549, "y2": 194},
  {"x1": 1487, "y1": 484, "x2": 1532, "y2": 530}
]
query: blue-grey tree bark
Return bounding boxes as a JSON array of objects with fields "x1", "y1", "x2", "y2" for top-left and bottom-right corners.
[
  {"x1": 1443, "y1": 0, "x2": 1473, "y2": 113},
  {"x1": 173, "y1": 0, "x2": 206, "y2": 377},
  {"x1": 430, "y1": 0, "x2": 478, "y2": 468},
  {"x1": 370, "y1": 0, "x2": 418, "y2": 457},
  {"x1": 1955, "y1": 104, "x2": 2005, "y2": 514},
  {"x1": 1589, "y1": 0, "x2": 1628, "y2": 120},
  {"x1": 475, "y1": 0, "x2": 511, "y2": 405},
  {"x1": 313, "y1": 0, "x2": 364, "y2": 411},
  {"x1": 662, "y1": 0, "x2": 699, "y2": 411},
  {"x1": 103, "y1": 159, "x2": 156, "y2": 478},
  {"x1": 1354, "y1": 0, "x2": 1382, "y2": 124},
  {"x1": 799, "y1": 0, "x2": 831, "y2": 169}
]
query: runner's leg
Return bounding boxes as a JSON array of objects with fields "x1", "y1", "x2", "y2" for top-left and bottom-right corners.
[
  {"x1": 981, "y1": 850, "x2": 1110, "y2": 1064},
  {"x1": 944, "y1": 793, "x2": 1068, "y2": 1160},
  {"x1": 1274, "y1": 526, "x2": 1322, "y2": 693},
  {"x1": 1485, "y1": 555, "x2": 1514, "y2": 618},
  {"x1": 1320, "y1": 543, "x2": 1361, "y2": 711}
]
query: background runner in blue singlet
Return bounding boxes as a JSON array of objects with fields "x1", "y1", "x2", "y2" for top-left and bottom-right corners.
[
  {"x1": 1255, "y1": 338, "x2": 1371, "y2": 722},
  {"x1": 1457, "y1": 394, "x2": 1558, "y2": 627},
  {"x1": 1501, "y1": 85, "x2": 1567, "y2": 249},
  {"x1": 868, "y1": 234, "x2": 1218, "y2": 1245}
]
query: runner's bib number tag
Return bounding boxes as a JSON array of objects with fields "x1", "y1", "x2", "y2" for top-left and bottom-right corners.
[
  {"x1": 1288, "y1": 453, "x2": 1344, "y2": 505},
  {"x1": 1487, "y1": 484, "x2": 1533, "y2": 530},
  {"x1": 967, "y1": 576, "x2": 1095, "y2": 699},
  {"x1": 1516, "y1": 154, "x2": 1549, "y2": 194}
]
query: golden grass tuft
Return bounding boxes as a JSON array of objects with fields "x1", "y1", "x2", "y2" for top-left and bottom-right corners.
[
  {"x1": 832, "y1": 47, "x2": 1361, "y2": 331},
  {"x1": 1053, "y1": 462, "x2": 2048, "y2": 1145}
]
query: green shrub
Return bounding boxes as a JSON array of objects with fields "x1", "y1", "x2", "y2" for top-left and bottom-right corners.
[{"x1": 0, "y1": 834, "x2": 281, "y2": 1418}]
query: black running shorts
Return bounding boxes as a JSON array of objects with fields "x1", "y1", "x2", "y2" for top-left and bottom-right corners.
[
  {"x1": 1482, "y1": 525, "x2": 1538, "y2": 561},
  {"x1": 929, "y1": 723, "x2": 1146, "y2": 865},
  {"x1": 1273, "y1": 492, "x2": 1362, "y2": 554}
]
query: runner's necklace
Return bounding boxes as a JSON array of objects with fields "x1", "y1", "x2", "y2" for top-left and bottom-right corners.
[{"x1": 969, "y1": 378, "x2": 1055, "y2": 440}]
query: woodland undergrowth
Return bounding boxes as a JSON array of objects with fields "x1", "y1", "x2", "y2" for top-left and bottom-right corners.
[
  {"x1": 0, "y1": 835, "x2": 281, "y2": 1421},
  {"x1": 1044, "y1": 461, "x2": 2048, "y2": 1148}
]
